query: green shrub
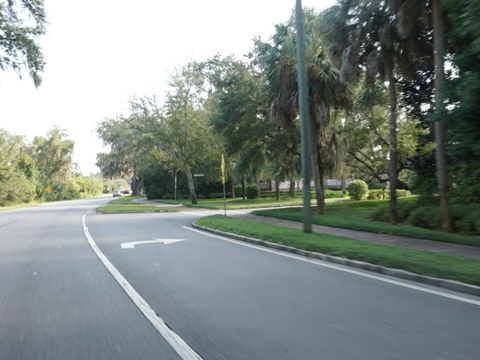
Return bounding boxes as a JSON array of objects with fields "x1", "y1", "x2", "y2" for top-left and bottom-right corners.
[
  {"x1": 370, "y1": 199, "x2": 417, "y2": 222},
  {"x1": 324, "y1": 190, "x2": 346, "y2": 198},
  {"x1": 397, "y1": 189, "x2": 411, "y2": 198},
  {"x1": 451, "y1": 204, "x2": 480, "y2": 235},
  {"x1": 370, "y1": 203, "x2": 390, "y2": 222},
  {"x1": 367, "y1": 189, "x2": 411, "y2": 200},
  {"x1": 367, "y1": 190, "x2": 385, "y2": 200},
  {"x1": 407, "y1": 206, "x2": 442, "y2": 230},
  {"x1": 246, "y1": 184, "x2": 260, "y2": 199},
  {"x1": 347, "y1": 180, "x2": 369, "y2": 200},
  {"x1": 197, "y1": 194, "x2": 206, "y2": 200}
]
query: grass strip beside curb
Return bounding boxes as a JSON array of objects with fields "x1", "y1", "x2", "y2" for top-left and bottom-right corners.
[{"x1": 195, "y1": 215, "x2": 480, "y2": 289}]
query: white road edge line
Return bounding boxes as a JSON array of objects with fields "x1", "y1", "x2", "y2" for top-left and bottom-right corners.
[
  {"x1": 184, "y1": 226, "x2": 480, "y2": 306},
  {"x1": 82, "y1": 215, "x2": 203, "y2": 360}
]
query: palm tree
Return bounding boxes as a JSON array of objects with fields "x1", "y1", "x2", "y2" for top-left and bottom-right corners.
[
  {"x1": 254, "y1": 8, "x2": 350, "y2": 214},
  {"x1": 322, "y1": 0, "x2": 425, "y2": 224},
  {"x1": 390, "y1": 0, "x2": 453, "y2": 231}
]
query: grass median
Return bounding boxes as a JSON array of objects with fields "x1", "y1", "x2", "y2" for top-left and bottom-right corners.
[
  {"x1": 155, "y1": 196, "x2": 344, "y2": 209},
  {"x1": 97, "y1": 195, "x2": 180, "y2": 214},
  {"x1": 195, "y1": 215, "x2": 480, "y2": 287}
]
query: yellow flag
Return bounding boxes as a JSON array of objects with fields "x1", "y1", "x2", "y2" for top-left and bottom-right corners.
[{"x1": 221, "y1": 154, "x2": 225, "y2": 184}]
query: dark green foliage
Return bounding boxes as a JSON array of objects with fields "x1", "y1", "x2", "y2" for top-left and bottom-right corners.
[
  {"x1": 347, "y1": 180, "x2": 369, "y2": 200},
  {"x1": 246, "y1": 184, "x2": 260, "y2": 199},
  {"x1": 196, "y1": 181, "x2": 224, "y2": 198},
  {"x1": 234, "y1": 184, "x2": 243, "y2": 197},
  {"x1": 371, "y1": 199, "x2": 417, "y2": 223},
  {"x1": 206, "y1": 192, "x2": 224, "y2": 199},
  {"x1": 407, "y1": 206, "x2": 442, "y2": 230},
  {"x1": 450, "y1": 204, "x2": 480, "y2": 235},
  {"x1": 141, "y1": 166, "x2": 188, "y2": 200},
  {"x1": 369, "y1": 183, "x2": 385, "y2": 189}
]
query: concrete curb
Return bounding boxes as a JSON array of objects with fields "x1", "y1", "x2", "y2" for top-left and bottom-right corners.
[{"x1": 192, "y1": 224, "x2": 480, "y2": 297}]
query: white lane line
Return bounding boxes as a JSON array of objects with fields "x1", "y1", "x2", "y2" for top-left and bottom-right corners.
[
  {"x1": 82, "y1": 215, "x2": 203, "y2": 360},
  {"x1": 184, "y1": 226, "x2": 480, "y2": 306}
]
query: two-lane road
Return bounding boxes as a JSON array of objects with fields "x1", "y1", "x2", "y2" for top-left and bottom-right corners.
[
  {"x1": 1, "y1": 197, "x2": 480, "y2": 359},
  {"x1": 0, "y1": 198, "x2": 182, "y2": 360}
]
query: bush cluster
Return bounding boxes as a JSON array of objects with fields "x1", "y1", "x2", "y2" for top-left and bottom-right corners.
[
  {"x1": 246, "y1": 184, "x2": 260, "y2": 199},
  {"x1": 367, "y1": 189, "x2": 411, "y2": 200},
  {"x1": 347, "y1": 180, "x2": 369, "y2": 200}
]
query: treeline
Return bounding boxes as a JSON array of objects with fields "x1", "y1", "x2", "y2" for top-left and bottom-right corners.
[
  {"x1": 96, "y1": 1, "x2": 480, "y2": 232},
  {"x1": 0, "y1": 127, "x2": 103, "y2": 206}
]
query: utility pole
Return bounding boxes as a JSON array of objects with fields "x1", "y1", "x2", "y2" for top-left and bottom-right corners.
[{"x1": 296, "y1": 0, "x2": 312, "y2": 233}]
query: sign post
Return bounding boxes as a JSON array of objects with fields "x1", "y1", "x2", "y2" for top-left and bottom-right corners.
[{"x1": 221, "y1": 154, "x2": 226, "y2": 216}]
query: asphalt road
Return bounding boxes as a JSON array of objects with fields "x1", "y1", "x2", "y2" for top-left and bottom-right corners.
[
  {"x1": 0, "y1": 198, "x2": 182, "y2": 360},
  {"x1": 1, "y1": 197, "x2": 480, "y2": 359}
]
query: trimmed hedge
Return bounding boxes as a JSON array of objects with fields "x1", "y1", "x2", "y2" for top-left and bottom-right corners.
[{"x1": 367, "y1": 189, "x2": 411, "y2": 200}]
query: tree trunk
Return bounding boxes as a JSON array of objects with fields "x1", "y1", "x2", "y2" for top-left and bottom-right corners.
[
  {"x1": 275, "y1": 179, "x2": 280, "y2": 201},
  {"x1": 308, "y1": 101, "x2": 325, "y2": 214},
  {"x1": 131, "y1": 154, "x2": 142, "y2": 196},
  {"x1": 184, "y1": 167, "x2": 197, "y2": 204},
  {"x1": 308, "y1": 110, "x2": 324, "y2": 214},
  {"x1": 289, "y1": 175, "x2": 295, "y2": 197},
  {"x1": 432, "y1": 0, "x2": 453, "y2": 232},
  {"x1": 231, "y1": 178, "x2": 235, "y2": 199},
  {"x1": 341, "y1": 174, "x2": 346, "y2": 195},
  {"x1": 241, "y1": 176, "x2": 246, "y2": 200},
  {"x1": 384, "y1": 54, "x2": 398, "y2": 224}
]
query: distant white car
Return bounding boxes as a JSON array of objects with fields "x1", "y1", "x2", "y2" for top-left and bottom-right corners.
[{"x1": 113, "y1": 191, "x2": 122, "y2": 197}]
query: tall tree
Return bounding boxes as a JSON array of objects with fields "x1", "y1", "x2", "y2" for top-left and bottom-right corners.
[
  {"x1": 0, "y1": 129, "x2": 37, "y2": 205},
  {"x1": 431, "y1": 0, "x2": 452, "y2": 232},
  {"x1": 96, "y1": 111, "x2": 147, "y2": 195},
  {"x1": 0, "y1": 0, "x2": 47, "y2": 86},
  {"x1": 441, "y1": 0, "x2": 480, "y2": 204},
  {"x1": 201, "y1": 55, "x2": 280, "y2": 193},
  {"x1": 32, "y1": 127, "x2": 74, "y2": 185},
  {"x1": 389, "y1": 0, "x2": 453, "y2": 230},
  {"x1": 254, "y1": 8, "x2": 350, "y2": 214},
  {"x1": 143, "y1": 62, "x2": 220, "y2": 204},
  {"x1": 322, "y1": 0, "x2": 429, "y2": 223}
]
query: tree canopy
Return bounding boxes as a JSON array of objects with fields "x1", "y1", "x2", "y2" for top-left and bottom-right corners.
[{"x1": 0, "y1": 0, "x2": 47, "y2": 87}]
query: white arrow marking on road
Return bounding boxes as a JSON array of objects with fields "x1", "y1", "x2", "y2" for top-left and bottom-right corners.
[{"x1": 121, "y1": 239, "x2": 186, "y2": 249}]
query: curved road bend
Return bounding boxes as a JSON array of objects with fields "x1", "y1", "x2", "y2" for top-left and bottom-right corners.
[{"x1": 1, "y1": 197, "x2": 479, "y2": 359}]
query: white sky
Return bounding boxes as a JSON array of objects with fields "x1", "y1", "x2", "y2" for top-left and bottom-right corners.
[{"x1": 0, "y1": 0, "x2": 335, "y2": 175}]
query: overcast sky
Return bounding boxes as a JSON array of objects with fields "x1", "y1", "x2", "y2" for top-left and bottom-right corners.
[{"x1": 0, "y1": 0, "x2": 335, "y2": 175}]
